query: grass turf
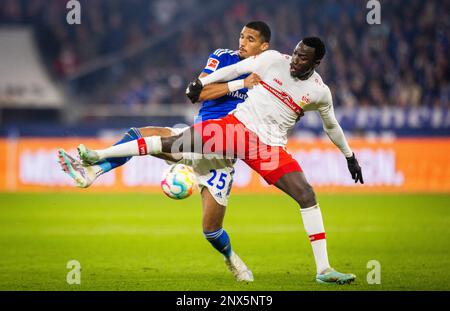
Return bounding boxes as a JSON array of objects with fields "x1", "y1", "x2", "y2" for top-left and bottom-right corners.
[{"x1": 0, "y1": 193, "x2": 449, "y2": 291}]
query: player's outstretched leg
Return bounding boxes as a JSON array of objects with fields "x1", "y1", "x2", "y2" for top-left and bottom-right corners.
[
  {"x1": 57, "y1": 127, "x2": 144, "y2": 188},
  {"x1": 76, "y1": 127, "x2": 198, "y2": 163},
  {"x1": 78, "y1": 127, "x2": 143, "y2": 168},
  {"x1": 76, "y1": 135, "x2": 162, "y2": 163},
  {"x1": 64, "y1": 127, "x2": 177, "y2": 188},
  {"x1": 202, "y1": 188, "x2": 253, "y2": 282},
  {"x1": 275, "y1": 171, "x2": 356, "y2": 285}
]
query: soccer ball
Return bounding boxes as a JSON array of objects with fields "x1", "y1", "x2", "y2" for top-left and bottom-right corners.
[{"x1": 161, "y1": 164, "x2": 196, "y2": 199}]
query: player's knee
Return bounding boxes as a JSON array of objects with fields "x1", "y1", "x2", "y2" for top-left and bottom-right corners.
[
  {"x1": 161, "y1": 134, "x2": 181, "y2": 152},
  {"x1": 296, "y1": 182, "x2": 316, "y2": 208},
  {"x1": 161, "y1": 129, "x2": 198, "y2": 153}
]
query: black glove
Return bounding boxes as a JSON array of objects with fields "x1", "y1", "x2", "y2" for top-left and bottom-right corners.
[
  {"x1": 185, "y1": 78, "x2": 204, "y2": 104},
  {"x1": 346, "y1": 153, "x2": 364, "y2": 184}
]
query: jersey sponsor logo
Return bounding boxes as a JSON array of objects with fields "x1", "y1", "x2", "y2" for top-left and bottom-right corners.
[
  {"x1": 205, "y1": 58, "x2": 220, "y2": 71},
  {"x1": 273, "y1": 78, "x2": 283, "y2": 86},
  {"x1": 226, "y1": 90, "x2": 247, "y2": 100},
  {"x1": 260, "y1": 81, "x2": 303, "y2": 115}
]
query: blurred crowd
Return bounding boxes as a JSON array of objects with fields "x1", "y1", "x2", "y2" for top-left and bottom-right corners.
[{"x1": 1, "y1": 0, "x2": 449, "y2": 109}]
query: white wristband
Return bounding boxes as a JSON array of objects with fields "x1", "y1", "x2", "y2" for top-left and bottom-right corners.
[{"x1": 227, "y1": 79, "x2": 245, "y2": 92}]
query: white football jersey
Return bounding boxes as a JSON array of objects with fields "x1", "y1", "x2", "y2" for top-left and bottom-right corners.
[{"x1": 199, "y1": 50, "x2": 352, "y2": 157}]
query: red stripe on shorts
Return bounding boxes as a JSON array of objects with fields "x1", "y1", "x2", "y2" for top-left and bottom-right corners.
[{"x1": 309, "y1": 232, "x2": 326, "y2": 242}]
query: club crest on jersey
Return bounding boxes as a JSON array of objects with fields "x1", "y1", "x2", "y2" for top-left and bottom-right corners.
[
  {"x1": 301, "y1": 95, "x2": 310, "y2": 104},
  {"x1": 206, "y1": 58, "x2": 220, "y2": 71}
]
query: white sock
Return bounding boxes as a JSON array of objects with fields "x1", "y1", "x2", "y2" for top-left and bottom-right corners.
[
  {"x1": 300, "y1": 204, "x2": 331, "y2": 274},
  {"x1": 96, "y1": 136, "x2": 162, "y2": 160}
]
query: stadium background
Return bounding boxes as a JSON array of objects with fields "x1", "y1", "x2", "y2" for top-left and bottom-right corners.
[{"x1": 0, "y1": 0, "x2": 449, "y2": 291}]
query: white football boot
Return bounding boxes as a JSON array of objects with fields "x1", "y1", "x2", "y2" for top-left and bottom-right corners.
[
  {"x1": 224, "y1": 251, "x2": 254, "y2": 282},
  {"x1": 58, "y1": 149, "x2": 98, "y2": 188},
  {"x1": 316, "y1": 268, "x2": 356, "y2": 285},
  {"x1": 77, "y1": 144, "x2": 101, "y2": 165}
]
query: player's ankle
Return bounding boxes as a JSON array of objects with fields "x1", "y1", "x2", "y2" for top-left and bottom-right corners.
[{"x1": 318, "y1": 267, "x2": 333, "y2": 275}]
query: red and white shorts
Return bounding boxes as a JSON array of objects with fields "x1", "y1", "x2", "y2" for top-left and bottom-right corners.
[{"x1": 192, "y1": 114, "x2": 302, "y2": 185}]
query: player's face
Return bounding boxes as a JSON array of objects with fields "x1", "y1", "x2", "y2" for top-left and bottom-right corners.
[
  {"x1": 290, "y1": 41, "x2": 318, "y2": 79},
  {"x1": 238, "y1": 27, "x2": 268, "y2": 59}
]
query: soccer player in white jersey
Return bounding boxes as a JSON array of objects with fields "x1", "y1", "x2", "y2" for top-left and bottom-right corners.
[{"x1": 73, "y1": 37, "x2": 364, "y2": 284}]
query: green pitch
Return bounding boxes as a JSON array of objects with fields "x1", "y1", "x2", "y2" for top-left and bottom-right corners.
[{"x1": 0, "y1": 192, "x2": 449, "y2": 291}]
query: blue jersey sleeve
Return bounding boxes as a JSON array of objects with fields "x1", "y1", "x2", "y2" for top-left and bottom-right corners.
[{"x1": 202, "y1": 49, "x2": 232, "y2": 74}]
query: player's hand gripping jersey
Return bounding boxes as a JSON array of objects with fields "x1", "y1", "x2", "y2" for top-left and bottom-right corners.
[{"x1": 199, "y1": 50, "x2": 353, "y2": 158}]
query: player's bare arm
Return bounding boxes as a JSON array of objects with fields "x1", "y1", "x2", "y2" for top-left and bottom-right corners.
[{"x1": 198, "y1": 72, "x2": 261, "y2": 101}]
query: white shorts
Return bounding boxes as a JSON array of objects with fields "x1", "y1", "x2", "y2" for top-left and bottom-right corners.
[{"x1": 169, "y1": 127, "x2": 235, "y2": 206}]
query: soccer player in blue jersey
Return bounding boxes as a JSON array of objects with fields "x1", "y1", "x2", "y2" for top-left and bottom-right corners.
[{"x1": 59, "y1": 21, "x2": 273, "y2": 282}]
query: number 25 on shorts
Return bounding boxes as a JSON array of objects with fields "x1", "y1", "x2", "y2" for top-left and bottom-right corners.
[{"x1": 206, "y1": 170, "x2": 227, "y2": 190}]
